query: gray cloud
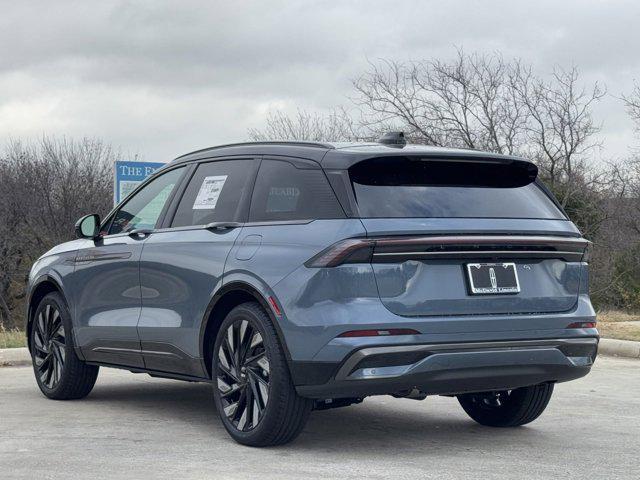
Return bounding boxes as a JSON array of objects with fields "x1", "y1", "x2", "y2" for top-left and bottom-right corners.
[{"x1": 0, "y1": 0, "x2": 638, "y2": 161}]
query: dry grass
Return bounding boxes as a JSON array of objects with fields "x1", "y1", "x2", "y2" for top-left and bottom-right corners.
[
  {"x1": 596, "y1": 310, "x2": 640, "y2": 342},
  {"x1": 597, "y1": 322, "x2": 640, "y2": 342},
  {"x1": 0, "y1": 329, "x2": 26, "y2": 349},
  {"x1": 597, "y1": 311, "x2": 640, "y2": 323}
]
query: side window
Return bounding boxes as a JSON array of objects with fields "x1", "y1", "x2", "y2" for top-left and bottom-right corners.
[
  {"x1": 108, "y1": 167, "x2": 185, "y2": 235},
  {"x1": 249, "y1": 160, "x2": 344, "y2": 222},
  {"x1": 171, "y1": 159, "x2": 255, "y2": 227}
]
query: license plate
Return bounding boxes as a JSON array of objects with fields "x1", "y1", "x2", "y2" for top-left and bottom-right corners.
[{"x1": 466, "y1": 263, "x2": 520, "y2": 295}]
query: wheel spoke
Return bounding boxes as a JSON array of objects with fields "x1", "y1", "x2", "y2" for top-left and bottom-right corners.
[
  {"x1": 247, "y1": 366, "x2": 267, "y2": 383},
  {"x1": 52, "y1": 343, "x2": 65, "y2": 368},
  {"x1": 37, "y1": 313, "x2": 46, "y2": 340},
  {"x1": 217, "y1": 376, "x2": 241, "y2": 396},
  {"x1": 250, "y1": 332, "x2": 263, "y2": 349},
  {"x1": 218, "y1": 362, "x2": 239, "y2": 382},
  {"x1": 238, "y1": 321, "x2": 253, "y2": 365},
  {"x1": 33, "y1": 329, "x2": 47, "y2": 354},
  {"x1": 257, "y1": 356, "x2": 270, "y2": 375}
]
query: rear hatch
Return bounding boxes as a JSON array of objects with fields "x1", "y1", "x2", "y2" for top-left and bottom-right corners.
[{"x1": 348, "y1": 155, "x2": 588, "y2": 317}]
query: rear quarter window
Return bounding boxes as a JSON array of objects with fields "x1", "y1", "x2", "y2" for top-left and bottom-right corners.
[
  {"x1": 349, "y1": 157, "x2": 566, "y2": 219},
  {"x1": 249, "y1": 159, "x2": 345, "y2": 222}
]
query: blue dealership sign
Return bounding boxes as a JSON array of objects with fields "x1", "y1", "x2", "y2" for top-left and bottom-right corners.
[{"x1": 114, "y1": 161, "x2": 166, "y2": 205}]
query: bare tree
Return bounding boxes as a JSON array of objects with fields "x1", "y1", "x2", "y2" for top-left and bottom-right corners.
[
  {"x1": 351, "y1": 50, "x2": 529, "y2": 153},
  {"x1": 0, "y1": 137, "x2": 117, "y2": 329},
  {"x1": 622, "y1": 81, "x2": 640, "y2": 135},
  {"x1": 511, "y1": 65, "x2": 606, "y2": 205},
  {"x1": 247, "y1": 107, "x2": 371, "y2": 142}
]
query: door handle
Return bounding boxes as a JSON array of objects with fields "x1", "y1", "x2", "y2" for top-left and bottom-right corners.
[
  {"x1": 205, "y1": 222, "x2": 243, "y2": 231},
  {"x1": 128, "y1": 228, "x2": 153, "y2": 238}
]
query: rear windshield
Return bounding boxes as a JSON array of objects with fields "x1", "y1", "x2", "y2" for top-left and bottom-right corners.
[{"x1": 349, "y1": 157, "x2": 565, "y2": 219}]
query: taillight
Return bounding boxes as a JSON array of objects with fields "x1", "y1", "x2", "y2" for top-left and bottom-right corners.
[
  {"x1": 338, "y1": 328, "x2": 420, "y2": 337},
  {"x1": 566, "y1": 322, "x2": 597, "y2": 329},
  {"x1": 306, "y1": 235, "x2": 591, "y2": 268},
  {"x1": 305, "y1": 238, "x2": 375, "y2": 268}
]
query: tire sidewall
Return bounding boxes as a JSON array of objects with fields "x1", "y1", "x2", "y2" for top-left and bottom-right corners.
[{"x1": 212, "y1": 303, "x2": 287, "y2": 444}]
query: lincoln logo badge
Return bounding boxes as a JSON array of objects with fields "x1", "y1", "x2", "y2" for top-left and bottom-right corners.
[{"x1": 489, "y1": 267, "x2": 497, "y2": 289}]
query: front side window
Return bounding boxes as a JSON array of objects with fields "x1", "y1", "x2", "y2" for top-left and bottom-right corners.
[
  {"x1": 171, "y1": 159, "x2": 255, "y2": 227},
  {"x1": 249, "y1": 160, "x2": 344, "y2": 222},
  {"x1": 108, "y1": 167, "x2": 185, "y2": 235}
]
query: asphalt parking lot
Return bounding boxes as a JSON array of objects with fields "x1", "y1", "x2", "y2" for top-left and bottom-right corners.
[{"x1": 1, "y1": 356, "x2": 638, "y2": 480}]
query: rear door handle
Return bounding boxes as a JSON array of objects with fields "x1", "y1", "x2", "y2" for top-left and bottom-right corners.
[
  {"x1": 205, "y1": 222, "x2": 243, "y2": 231},
  {"x1": 128, "y1": 228, "x2": 153, "y2": 238}
]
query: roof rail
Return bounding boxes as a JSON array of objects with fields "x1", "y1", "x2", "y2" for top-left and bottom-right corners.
[{"x1": 174, "y1": 141, "x2": 335, "y2": 160}]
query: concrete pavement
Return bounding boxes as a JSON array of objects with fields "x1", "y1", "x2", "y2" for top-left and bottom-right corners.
[{"x1": 0, "y1": 356, "x2": 638, "y2": 480}]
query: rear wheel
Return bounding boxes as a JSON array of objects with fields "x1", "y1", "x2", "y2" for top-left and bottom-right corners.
[
  {"x1": 212, "y1": 302, "x2": 312, "y2": 446},
  {"x1": 457, "y1": 383, "x2": 554, "y2": 427},
  {"x1": 30, "y1": 292, "x2": 99, "y2": 400}
]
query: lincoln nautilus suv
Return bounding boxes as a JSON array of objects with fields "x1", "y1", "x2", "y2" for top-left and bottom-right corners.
[{"x1": 26, "y1": 132, "x2": 598, "y2": 446}]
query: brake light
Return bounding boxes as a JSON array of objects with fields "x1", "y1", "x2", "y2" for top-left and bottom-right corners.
[
  {"x1": 338, "y1": 328, "x2": 420, "y2": 338},
  {"x1": 305, "y1": 235, "x2": 590, "y2": 268},
  {"x1": 305, "y1": 238, "x2": 375, "y2": 268},
  {"x1": 566, "y1": 322, "x2": 597, "y2": 329}
]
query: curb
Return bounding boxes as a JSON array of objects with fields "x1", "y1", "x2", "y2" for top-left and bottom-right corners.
[
  {"x1": 0, "y1": 347, "x2": 30, "y2": 367},
  {"x1": 598, "y1": 338, "x2": 640, "y2": 359},
  {"x1": 1, "y1": 339, "x2": 639, "y2": 367}
]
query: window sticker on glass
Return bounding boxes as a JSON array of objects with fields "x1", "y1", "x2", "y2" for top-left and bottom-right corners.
[
  {"x1": 193, "y1": 175, "x2": 227, "y2": 210},
  {"x1": 267, "y1": 186, "x2": 300, "y2": 212}
]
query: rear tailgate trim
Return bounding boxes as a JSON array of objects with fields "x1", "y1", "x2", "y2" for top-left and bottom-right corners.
[{"x1": 372, "y1": 235, "x2": 589, "y2": 263}]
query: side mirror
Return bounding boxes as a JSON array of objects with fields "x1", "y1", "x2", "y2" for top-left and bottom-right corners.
[{"x1": 75, "y1": 214, "x2": 101, "y2": 239}]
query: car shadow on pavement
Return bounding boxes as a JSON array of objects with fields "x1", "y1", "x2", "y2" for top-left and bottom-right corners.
[{"x1": 79, "y1": 375, "x2": 551, "y2": 452}]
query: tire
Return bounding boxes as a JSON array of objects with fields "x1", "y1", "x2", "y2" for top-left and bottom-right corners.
[
  {"x1": 30, "y1": 292, "x2": 99, "y2": 400},
  {"x1": 212, "y1": 302, "x2": 312, "y2": 446},
  {"x1": 457, "y1": 383, "x2": 554, "y2": 427}
]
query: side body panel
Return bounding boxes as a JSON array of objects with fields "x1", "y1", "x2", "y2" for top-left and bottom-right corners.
[
  {"x1": 66, "y1": 234, "x2": 147, "y2": 368},
  {"x1": 137, "y1": 227, "x2": 241, "y2": 376}
]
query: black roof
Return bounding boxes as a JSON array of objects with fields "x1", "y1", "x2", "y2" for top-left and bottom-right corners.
[{"x1": 168, "y1": 141, "x2": 533, "y2": 170}]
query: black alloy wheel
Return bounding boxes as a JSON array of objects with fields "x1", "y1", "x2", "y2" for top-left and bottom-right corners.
[
  {"x1": 212, "y1": 302, "x2": 312, "y2": 446},
  {"x1": 31, "y1": 292, "x2": 99, "y2": 400},
  {"x1": 216, "y1": 318, "x2": 271, "y2": 431},
  {"x1": 33, "y1": 303, "x2": 66, "y2": 389}
]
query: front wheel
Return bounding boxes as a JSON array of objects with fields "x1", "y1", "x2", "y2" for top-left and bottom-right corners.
[
  {"x1": 212, "y1": 302, "x2": 312, "y2": 446},
  {"x1": 30, "y1": 292, "x2": 99, "y2": 400},
  {"x1": 457, "y1": 383, "x2": 554, "y2": 427}
]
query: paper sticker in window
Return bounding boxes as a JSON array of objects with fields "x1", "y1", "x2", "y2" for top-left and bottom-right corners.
[{"x1": 193, "y1": 175, "x2": 227, "y2": 210}]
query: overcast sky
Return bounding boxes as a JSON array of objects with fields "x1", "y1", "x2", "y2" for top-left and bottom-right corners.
[{"x1": 1, "y1": 0, "x2": 638, "y2": 163}]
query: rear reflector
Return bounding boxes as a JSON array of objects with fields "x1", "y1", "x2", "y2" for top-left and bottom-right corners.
[
  {"x1": 268, "y1": 296, "x2": 282, "y2": 317},
  {"x1": 338, "y1": 328, "x2": 420, "y2": 338},
  {"x1": 566, "y1": 322, "x2": 597, "y2": 329}
]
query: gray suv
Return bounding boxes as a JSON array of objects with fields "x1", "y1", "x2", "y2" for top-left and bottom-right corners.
[{"x1": 26, "y1": 134, "x2": 598, "y2": 446}]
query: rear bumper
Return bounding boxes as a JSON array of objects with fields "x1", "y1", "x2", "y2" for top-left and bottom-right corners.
[{"x1": 295, "y1": 337, "x2": 598, "y2": 399}]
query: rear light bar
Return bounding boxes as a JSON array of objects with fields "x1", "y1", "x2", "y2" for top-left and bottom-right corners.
[
  {"x1": 338, "y1": 328, "x2": 420, "y2": 338},
  {"x1": 306, "y1": 235, "x2": 591, "y2": 268},
  {"x1": 305, "y1": 239, "x2": 375, "y2": 267}
]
